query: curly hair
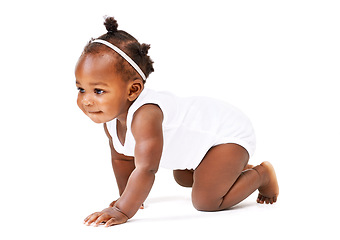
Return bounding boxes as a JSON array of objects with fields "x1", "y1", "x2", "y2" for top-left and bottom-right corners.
[{"x1": 83, "y1": 16, "x2": 154, "y2": 83}]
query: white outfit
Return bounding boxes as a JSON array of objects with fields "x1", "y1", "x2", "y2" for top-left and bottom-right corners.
[{"x1": 106, "y1": 88, "x2": 256, "y2": 170}]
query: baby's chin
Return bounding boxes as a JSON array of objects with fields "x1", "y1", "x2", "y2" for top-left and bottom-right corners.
[
  {"x1": 90, "y1": 118, "x2": 105, "y2": 124},
  {"x1": 86, "y1": 112, "x2": 110, "y2": 124}
]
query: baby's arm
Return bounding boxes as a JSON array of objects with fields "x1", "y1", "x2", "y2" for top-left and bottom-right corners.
[
  {"x1": 104, "y1": 123, "x2": 135, "y2": 198},
  {"x1": 114, "y1": 104, "x2": 163, "y2": 219},
  {"x1": 84, "y1": 105, "x2": 163, "y2": 227}
]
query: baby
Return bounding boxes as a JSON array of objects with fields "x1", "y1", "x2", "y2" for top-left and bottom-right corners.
[{"x1": 75, "y1": 16, "x2": 279, "y2": 227}]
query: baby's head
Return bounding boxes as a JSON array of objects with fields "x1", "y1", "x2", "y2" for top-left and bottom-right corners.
[{"x1": 75, "y1": 16, "x2": 154, "y2": 123}]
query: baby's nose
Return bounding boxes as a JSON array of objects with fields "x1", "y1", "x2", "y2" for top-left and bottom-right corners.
[{"x1": 82, "y1": 96, "x2": 93, "y2": 106}]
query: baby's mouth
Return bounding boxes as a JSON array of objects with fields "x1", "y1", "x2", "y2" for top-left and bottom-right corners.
[{"x1": 88, "y1": 111, "x2": 103, "y2": 114}]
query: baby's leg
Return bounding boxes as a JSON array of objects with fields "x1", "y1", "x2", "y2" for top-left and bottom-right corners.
[
  {"x1": 173, "y1": 169, "x2": 194, "y2": 187},
  {"x1": 191, "y1": 143, "x2": 279, "y2": 211},
  {"x1": 173, "y1": 165, "x2": 253, "y2": 188}
]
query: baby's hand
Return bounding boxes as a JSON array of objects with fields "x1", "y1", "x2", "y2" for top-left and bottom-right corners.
[
  {"x1": 84, "y1": 207, "x2": 128, "y2": 227},
  {"x1": 109, "y1": 199, "x2": 144, "y2": 209}
]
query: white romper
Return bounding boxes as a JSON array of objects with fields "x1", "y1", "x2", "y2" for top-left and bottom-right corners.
[{"x1": 106, "y1": 88, "x2": 256, "y2": 170}]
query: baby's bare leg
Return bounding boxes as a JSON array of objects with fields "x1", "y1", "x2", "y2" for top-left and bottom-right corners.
[
  {"x1": 173, "y1": 165, "x2": 253, "y2": 188},
  {"x1": 191, "y1": 144, "x2": 279, "y2": 211},
  {"x1": 173, "y1": 169, "x2": 194, "y2": 187}
]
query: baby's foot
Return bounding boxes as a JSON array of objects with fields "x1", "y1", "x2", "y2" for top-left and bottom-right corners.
[{"x1": 257, "y1": 161, "x2": 279, "y2": 204}]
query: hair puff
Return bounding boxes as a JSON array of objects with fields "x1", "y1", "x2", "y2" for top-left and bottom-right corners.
[
  {"x1": 140, "y1": 43, "x2": 151, "y2": 56},
  {"x1": 104, "y1": 16, "x2": 118, "y2": 33}
]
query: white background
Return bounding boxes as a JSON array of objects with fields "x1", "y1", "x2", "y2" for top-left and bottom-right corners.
[{"x1": 1, "y1": 0, "x2": 339, "y2": 239}]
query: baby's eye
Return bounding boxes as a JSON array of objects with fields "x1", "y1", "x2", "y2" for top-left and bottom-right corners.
[
  {"x1": 94, "y1": 89, "x2": 105, "y2": 95},
  {"x1": 77, "y1": 87, "x2": 85, "y2": 93}
]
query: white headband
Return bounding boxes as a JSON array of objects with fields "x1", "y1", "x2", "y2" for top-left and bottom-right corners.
[{"x1": 92, "y1": 39, "x2": 146, "y2": 81}]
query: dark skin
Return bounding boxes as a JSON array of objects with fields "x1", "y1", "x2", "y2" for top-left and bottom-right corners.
[
  {"x1": 103, "y1": 124, "x2": 144, "y2": 209},
  {"x1": 75, "y1": 51, "x2": 279, "y2": 227}
]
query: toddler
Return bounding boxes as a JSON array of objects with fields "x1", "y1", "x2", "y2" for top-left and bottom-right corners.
[{"x1": 75, "y1": 16, "x2": 279, "y2": 227}]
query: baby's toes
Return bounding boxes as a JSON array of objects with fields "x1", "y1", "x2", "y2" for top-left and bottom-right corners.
[
  {"x1": 257, "y1": 193, "x2": 264, "y2": 204},
  {"x1": 265, "y1": 197, "x2": 270, "y2": 204},
  {"x1": 256, "y1": 194, "x2": 261, "y2": 203}
]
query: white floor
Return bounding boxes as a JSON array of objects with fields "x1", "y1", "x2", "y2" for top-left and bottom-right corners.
[{"x1": 1, "y1": 163, "x2": 338, "y2": 239}]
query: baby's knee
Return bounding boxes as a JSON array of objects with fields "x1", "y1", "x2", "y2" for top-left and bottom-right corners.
[
  {"x1": 192, "y1": 192, "x2": 235, "y2": 211},
  {"x1": 192, "y1": 193, "x2": 222, "y2": 211},
  {"x1": 192, "y1": 198, "x2": 218, "y2": 212}
]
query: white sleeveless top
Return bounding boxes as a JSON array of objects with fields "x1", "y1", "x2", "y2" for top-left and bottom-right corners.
[{"x1": 106, "y1": 88, "x2": 256, "y2": 170}]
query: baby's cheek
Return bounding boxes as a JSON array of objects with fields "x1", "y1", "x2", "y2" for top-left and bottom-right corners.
[{"x1": 76, "y1": 97, "x2": 83, "y2": 110}]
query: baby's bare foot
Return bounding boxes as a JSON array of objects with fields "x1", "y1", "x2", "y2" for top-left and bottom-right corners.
[{"x1": 257, "y1": 161, "x2": 279, "y2": 204}]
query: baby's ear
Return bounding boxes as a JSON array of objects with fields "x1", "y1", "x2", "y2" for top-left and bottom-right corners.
[{"x1": 128, "y1": 80, "x2": 144, "y2": 101}]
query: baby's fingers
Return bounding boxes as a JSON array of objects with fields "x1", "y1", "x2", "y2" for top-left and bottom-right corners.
[
  {"x1": 105, "y1": 218, "x2": 119, "y2": 227},
  {"x1": 84, "y1": 212, "x2": 98, "y2": 222},
  {"x1": 94, "y1": 214, "x2": 110, "y2": 227},
  {"x1": 84, "y1": 212, "x2": 101, "y2": 226}
]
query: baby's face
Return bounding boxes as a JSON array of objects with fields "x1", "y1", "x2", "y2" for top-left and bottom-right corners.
[{"x1": 75, "y1": 53, "x2": 130, "y2": 123}]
